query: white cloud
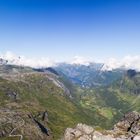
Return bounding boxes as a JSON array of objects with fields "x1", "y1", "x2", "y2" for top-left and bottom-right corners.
[
  {"x1": 71, "y1": 56, "x2": 91, "y2": 66},
  {"x1": 103, "y1": 55, "x2": 140, "y2": 71},
  {"x1": 70, "y1": 55, "x2": 140, "y2": 71},
  {"x1": 0, "y1": 51, "x2": 55, "y2": 68},
  {"x1": 0, "y1": 52, "x2": 140, "y2": 71}
]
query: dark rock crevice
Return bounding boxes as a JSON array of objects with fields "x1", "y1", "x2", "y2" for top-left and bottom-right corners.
[
  {"x1": 28, "y1": 112, "x2": 50, "y2": 136},
  {"x1": 33, "y1": 118, "x2": 49, "y2": 136}
]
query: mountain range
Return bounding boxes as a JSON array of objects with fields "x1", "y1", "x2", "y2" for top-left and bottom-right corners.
[
  {"x1": 54, "y1": 63, "x2": 124, "y2": 88},
  {"x1": 0, "y1": 61, "x2": 140, "y2": 140}
]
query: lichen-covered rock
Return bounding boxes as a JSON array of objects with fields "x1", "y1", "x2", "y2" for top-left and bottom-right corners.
[
  {"x1": 92, "y1": 131, "x2": 115, "y2": 140},
  {"x1": 63, "y1": 111, "x2": 140, "y2": 140},
  {"x1": 78, "y1": 134, "x2": 91, "y2": 140},
  {"x1": 113, "y1": 111, "x2": 140, "y2": 139},
  {"x1": 76, "y1": 124, "x2": 94, "y2": 135},
  {"x1": 0, "y1": 107, "x2": 52, "y2": 140},
  {"x1": 133, "y1": 135, "x2": 140, "y2": 140},
  {"x1": 114, "y1": 111, "x2": 140, "y2": 132},
  {"x1": 63, "y1": 128, "x2": 82, "y2": 140},
  {"x1": 63, "y1": 124, "x2": 93, "y2": 140}
]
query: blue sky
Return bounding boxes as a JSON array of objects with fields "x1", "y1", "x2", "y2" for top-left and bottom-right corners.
[{"x1": 0, "y1": 0, "x2": 140, "y2": 62}]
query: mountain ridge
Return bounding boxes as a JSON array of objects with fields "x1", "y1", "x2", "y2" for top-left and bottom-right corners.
[{"x1": 0, "y1": 63, "x2": 140, "y2": 139}]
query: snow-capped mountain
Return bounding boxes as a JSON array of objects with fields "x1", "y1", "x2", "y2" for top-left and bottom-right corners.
[{"x1": 54, "y1": 63, "x2": 124, "y2": 88}]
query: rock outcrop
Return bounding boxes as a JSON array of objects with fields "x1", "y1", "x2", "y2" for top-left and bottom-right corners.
[
  {"x1": 0, "y1": 107, "x2": 52, "y2": 140},
  {"x1": 62, "y1": 111, "x2": 140, "y2": 140}
]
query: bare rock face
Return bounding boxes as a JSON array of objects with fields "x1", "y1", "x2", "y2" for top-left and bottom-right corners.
[
  {"x1": 63, "y1": 124, "x2": 94, "y2": 140},
  {"x1": 0, "y1": 107, "x2": 52, "y2": 140},
  {"x1": 62, "y1": 111, "x2": 140, "y2": 140},
  {"x1": 113, "y1": 111, "x2": 140, "y2": 139},
  {"x1": 62, "y1": 124, "x2": 115, "y2": 140},
  {"x1": 134, "y1": 136, "x2": 140, "y2": 140},
  {"x1": 76, "y1": 124, "x2": 94, "y2": 135}
]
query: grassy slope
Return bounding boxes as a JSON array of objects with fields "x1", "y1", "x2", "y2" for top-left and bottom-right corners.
[
  {"x1": 0, "y1": 73, "x2": 107, "y2": 140},
  {"x1": 78, "y1": 73, "x2": 140, "y2": 128},
  {"x1": 1, "y1": 65, "x2": 140, "y2": 139}
]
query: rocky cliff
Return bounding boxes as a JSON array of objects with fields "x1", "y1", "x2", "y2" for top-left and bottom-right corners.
[{"x1": 62, "y1": 111, "x2": 140, "y2": 140}]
